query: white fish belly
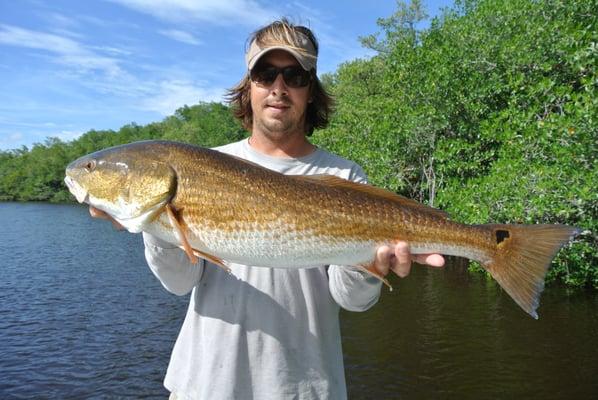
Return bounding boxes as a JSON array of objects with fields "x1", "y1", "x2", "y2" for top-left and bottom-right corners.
[
  {"x1": 197, "y1": 228, "x2": 378, "y2": 268},
  {"x1": 147, "y1": 216, "x2": 378, "y2": 268},
  {"x1": 410, "y1": 243, "x2": 491, "y2": 265},
  {"x1": 145, "y1": 216, "x2": 492, "y2": 268}
]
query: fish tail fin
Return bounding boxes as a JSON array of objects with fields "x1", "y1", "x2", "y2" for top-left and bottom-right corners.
[{"x1": 481, "y1": 224, "x2": 580, "y2": 319}]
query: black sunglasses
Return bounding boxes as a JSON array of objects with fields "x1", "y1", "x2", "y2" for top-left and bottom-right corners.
[{"x1": 250, "y1": 64, "x2": 312, "y2": 88}]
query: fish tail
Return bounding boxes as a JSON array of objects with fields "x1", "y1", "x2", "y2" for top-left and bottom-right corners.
[{"x1": 480, "y1": 224, "x2": 580, "y2": 319}]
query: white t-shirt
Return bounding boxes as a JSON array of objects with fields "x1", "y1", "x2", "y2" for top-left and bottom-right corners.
[{"x1": 143, "y1": 139, "x2": 382, "y2": 400}]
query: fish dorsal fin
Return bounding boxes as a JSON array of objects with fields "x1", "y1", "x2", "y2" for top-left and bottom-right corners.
[{"x1": 294, "y1": 174, "x2": 449, "y2": 219}]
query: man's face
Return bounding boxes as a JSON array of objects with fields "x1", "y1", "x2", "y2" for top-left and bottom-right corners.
[{"x1": 250, "y1": 50, "x2": 311, "y2": 139}]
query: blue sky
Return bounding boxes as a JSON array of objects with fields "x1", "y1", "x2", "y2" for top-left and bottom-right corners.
[{"x1": 0, "y1": 0, "x2": 453, "y2": 150}]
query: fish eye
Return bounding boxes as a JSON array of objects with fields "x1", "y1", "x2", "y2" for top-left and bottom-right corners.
[{"x1": 84, "y1": 159, "x2": 96, "y2": 172}]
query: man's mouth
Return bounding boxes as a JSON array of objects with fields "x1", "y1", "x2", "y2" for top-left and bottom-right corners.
[{"x1": 267, "y1": 104, "x2": 289, "y2": 110}]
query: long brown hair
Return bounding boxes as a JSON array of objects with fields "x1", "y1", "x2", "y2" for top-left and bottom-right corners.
[{"x1": 226, "y1": 19, "x2": 334, "y2": 136}]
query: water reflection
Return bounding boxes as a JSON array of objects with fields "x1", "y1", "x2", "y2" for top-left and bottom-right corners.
[
  {"x1": 341, "y1": 259, "x2": 598, "y2": 398},
  {"x1": 1, "y1": 203, "x2": 596, "y2": 398}
]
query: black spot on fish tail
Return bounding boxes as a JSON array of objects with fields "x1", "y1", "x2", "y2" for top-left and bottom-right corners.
[
  {"x1": 496, "y1": 229, "x2": 510, "y2": 244},
  {"x1": 481, "y1": 223, "x2": 580, "y2": 318}
]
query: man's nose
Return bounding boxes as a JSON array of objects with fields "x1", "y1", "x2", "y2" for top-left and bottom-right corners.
[{"x1": 269, "y1": 73, "x2": 288, "y2": 95}]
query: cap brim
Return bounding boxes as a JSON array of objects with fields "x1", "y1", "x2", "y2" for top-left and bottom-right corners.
[{"x1": 246, "y1": 45, "x2": 316, "y2": 71}]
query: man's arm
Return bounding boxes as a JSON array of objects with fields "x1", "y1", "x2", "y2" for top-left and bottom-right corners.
[
  {"x1": 89, "y1": 207, "x2": 203, "y2": 296},
  {"x1": 328, "y1": 265, "x2": 383, "y2": 312},
  {"x1": 143, "y1": 233, "x2": 204, "y2": 296}
]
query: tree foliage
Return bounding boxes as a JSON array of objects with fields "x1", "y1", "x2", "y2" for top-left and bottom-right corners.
[
  {"x1": 0, "y1": 0, "x2": 595, "y2": 287},
  {"x1": 314, "y1": 0, "x2": 597, "y2": 287},
  {"x1": 0, "y1": 102, "x2": 246, "y2": 202}
]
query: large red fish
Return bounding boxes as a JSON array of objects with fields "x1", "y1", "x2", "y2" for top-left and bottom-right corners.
[{"x1": 64, "y1": 140, "x2": 580, "y2": 318}]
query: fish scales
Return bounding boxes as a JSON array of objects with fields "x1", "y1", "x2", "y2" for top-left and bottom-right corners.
[
  {"x1": 64, "y1": 140, "x2": 581, "y2": 318},
  {"x1": 172, "y1": 151, "x2": 453, "y2": 263},
  {"x1": 170, "y1": 145, "x2": 438, "y2": 242}
]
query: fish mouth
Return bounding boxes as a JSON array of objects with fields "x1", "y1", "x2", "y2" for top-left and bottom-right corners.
[{"x1": 64, "y1": 176, "x2": 89, "y2": 204}]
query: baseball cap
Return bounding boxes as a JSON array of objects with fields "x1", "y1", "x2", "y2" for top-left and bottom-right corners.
[{"x1": 245, "y1": 31, "x2": 317, "y2": 72}]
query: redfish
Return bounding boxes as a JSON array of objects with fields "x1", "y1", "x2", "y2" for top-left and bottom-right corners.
[{"x1": 64, "y1": 140, "x2": 580, "y2": 318}]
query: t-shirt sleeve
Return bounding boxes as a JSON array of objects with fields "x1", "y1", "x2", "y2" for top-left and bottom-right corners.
[
  {"x1": 328, "y1": 266, "x2": 383, "y2": 311},
  {"x1": 143, "y1": 232, "x2": 204, "y2": 296}
]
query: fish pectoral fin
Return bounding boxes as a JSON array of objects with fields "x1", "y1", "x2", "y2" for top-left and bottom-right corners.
[
  {"x1": 166, "y1": 203, "x2": 198, "y2": 264},
  {"x1": 165, "y1": 203, "x2": 232, "y2": 274},
  {"x1": 191, "y1": 249, "x2": 232, "y2": 274},
  {"x1": 358, "y1": 264, "x2": 393, "y2": 291}
]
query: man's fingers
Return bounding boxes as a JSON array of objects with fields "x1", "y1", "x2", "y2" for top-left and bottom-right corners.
[
  {"x1": 391, "y1": 241, "x2": 412, "y2": 278},
  {"x1": 89, "y1": 206, "x2": 108, "y2": 219},
  {"x1": 374, "y1": 245, "x2": 392, "y2": 276},
  {"x1": 413, "y1": 253, "x2": 445, "y2": 267},
  {"x1": 89, "y1": 206, "x2": 125, "y2": 230},
  {"x1": 110, "y1": 220, "x2": 125, "y2": 230}
]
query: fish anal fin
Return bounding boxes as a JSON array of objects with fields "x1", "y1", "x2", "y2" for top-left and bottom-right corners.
[
  {"x1": 358, "y1": 263, "x2": 393, "y2": 291},
  {"x1": 295, "y1": 174, "x2": 449, "y2": 219},
  {"x1": 166, "y1": 203, "x2": 198, "y2": 264}
]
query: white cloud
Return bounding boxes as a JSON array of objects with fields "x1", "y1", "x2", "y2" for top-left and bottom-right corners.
[
  {"x1": 0, "y1": 118, "x2": 58, "y2": 129},
  {"x1": 138, "y1": 79, "x2": 224, "y2": 116},
  {"x1": 57, "y1": 129, "x2": 86, "y2": 142},
  {"x1": 0, "y1": 130, "x2": 84, "y2": 149},
  {"x1": 5, "y1": 132, "x2": 23, "y2": 141},
  {"x1": 77, "y1": 14, "x2": 140, "y2": 30},
  {"x1": 0, "y1": 24, "x2": 79, "y2": 53},
  {"x1": 44, "y1": 12, "x2": 81, "y2": 29},
  {"x1": 89, "y1": 45, "x2": 134, "y2": 56},
  {"x1": 0, "y1": 24, "x2": 123, "y2": 77},
  {"x1": 0, "y1": 132, "x2": 25, "y2": 149},
  {"x1": 108, "y1": 0, "x2": 276, "y2": 26},
  {"x1": 159, "y1": 29, "x2": 201, "y2": 45}
]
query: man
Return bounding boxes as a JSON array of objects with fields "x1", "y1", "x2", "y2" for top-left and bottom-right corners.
[{"x1": 92, "y1": 19, "x2": 443, "y2": 400}]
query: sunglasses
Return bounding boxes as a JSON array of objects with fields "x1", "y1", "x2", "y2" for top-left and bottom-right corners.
[{"x1": 250, "y1": 64, "x2": 312, "y2": 88}]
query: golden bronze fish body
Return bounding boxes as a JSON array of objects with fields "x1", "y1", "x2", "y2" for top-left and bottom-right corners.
[
  {"x1": 143, "y1": 143, "x2": 486, "y2": 267},
  {"x1": 65, "y1": 140, "x2": 580, "y2": 318}
]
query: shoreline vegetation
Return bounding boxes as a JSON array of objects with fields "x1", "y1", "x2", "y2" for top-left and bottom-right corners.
[{"x1": 1, "y1": 0, "x2": 596, "y2": 287}]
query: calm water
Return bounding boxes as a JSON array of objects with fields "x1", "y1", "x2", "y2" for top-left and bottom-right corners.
[{"x1": 1, "y1": 203, "x2": 596, "y2": 399}]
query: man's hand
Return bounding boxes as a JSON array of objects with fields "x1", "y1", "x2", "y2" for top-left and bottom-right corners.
[
  {"x1": 374, "y1": 242, "x2": 444, "y2": 278},
  {"x1": 89, "y1": 206, "x2": 125, "y2": 230}
]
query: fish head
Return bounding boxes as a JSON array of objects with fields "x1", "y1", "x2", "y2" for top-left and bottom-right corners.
[{"x1": 64, "y1": 142, "x2": 177, "y2": 232}]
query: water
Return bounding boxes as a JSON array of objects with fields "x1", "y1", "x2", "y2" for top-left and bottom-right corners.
[
  {"x1": 341, "y1": 266, "x2": 598, "y2": 398},
  {"x1": 0, "y1": 203, "x2": 188, "y2": 399},
  {"x1": 1, "y1": 203, "x2": 597, "y2": 399}
]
